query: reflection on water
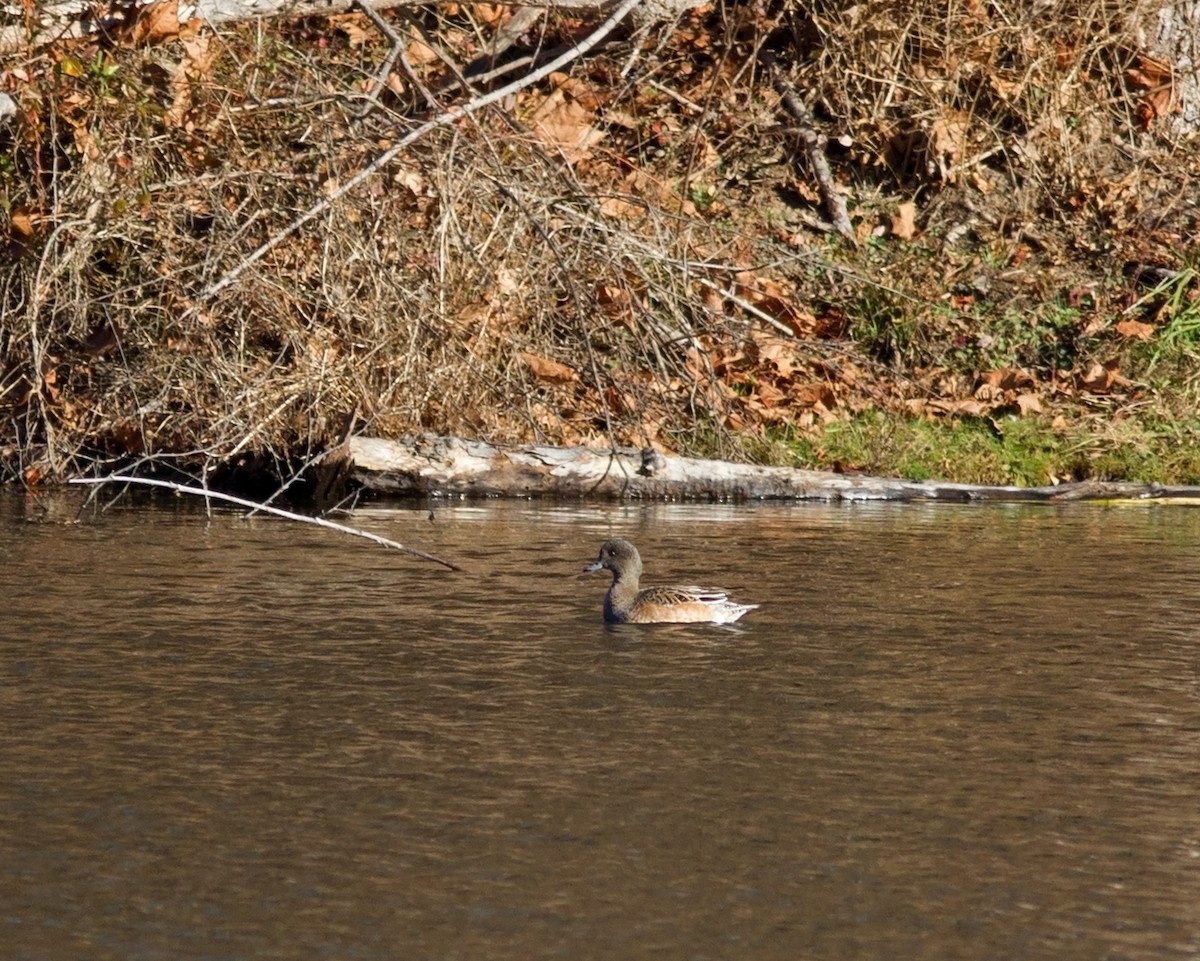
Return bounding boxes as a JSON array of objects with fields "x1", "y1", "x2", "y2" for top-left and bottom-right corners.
[{"x1": 2, "y1": 493, "x2": 1199, "y2": 960}]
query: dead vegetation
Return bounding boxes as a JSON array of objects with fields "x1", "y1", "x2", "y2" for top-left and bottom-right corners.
[{"x1": 1, "y1": 0, "x2": 1198, "y2": 490}]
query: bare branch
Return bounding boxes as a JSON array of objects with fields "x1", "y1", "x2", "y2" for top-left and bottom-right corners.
[
  {"x1": 69, "y1": 475, "x2": 463, "y2": 570},
  {"x1": 761, "y1": 51, "x2": 857, "y2": 246},
  {"x1": 198, "y1": 0, "x2": 646, "y2": 301}
]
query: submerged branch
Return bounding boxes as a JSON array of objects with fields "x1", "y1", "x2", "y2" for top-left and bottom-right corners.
[{"x1": 69, "y1": 475, "x2": 462, "y2": 571}]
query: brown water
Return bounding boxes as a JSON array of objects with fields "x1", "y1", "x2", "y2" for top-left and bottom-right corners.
[{"x1": 1, "y1": 491, "x2": 1198, "y2": 960}]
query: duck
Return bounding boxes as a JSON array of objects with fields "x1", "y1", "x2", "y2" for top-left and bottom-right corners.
[{"x1": 583, "y1": 538, "x2": 758, "y2": 624}]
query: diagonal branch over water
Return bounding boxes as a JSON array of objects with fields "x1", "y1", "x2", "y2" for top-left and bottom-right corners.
[{"x1": 69, "y1": 475, "x2": 462, "y2": 570}]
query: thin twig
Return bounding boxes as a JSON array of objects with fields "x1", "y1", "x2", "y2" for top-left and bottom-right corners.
[
  {"x1": 397, "y1": 5, "x2": 477, "y2": 98},
  {"x1": 199, "y1": 0, "x2": 646, "y2": 301},
  {"x1": 693, "y1": 276, "x2": 797, "y2": 337},
  {"x1": 69, "y1": 475, "x2": 462, "y2": 570},
  {"x1": 466, "y1": 5, "x2": 546, "y2": 72},
  {"x1": 760, "y1": 51, "x2": 856, "y2": 245},
  {"x1": 352, "y1": 0, "x2": 438, "y2": 114}
]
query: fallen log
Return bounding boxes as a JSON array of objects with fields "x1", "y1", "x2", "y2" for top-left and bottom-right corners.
[{"x1": 346, "y1": 434, "x2": 1200, "y2": 503}]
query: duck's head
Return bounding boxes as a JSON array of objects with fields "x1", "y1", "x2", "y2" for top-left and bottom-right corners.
[{"x1": 583, "y1": 538, "x2": 642, "y2": 578}]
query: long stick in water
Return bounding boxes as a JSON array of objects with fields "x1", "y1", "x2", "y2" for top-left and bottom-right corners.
[{"x1": 69, "y1": 475, "x2": 461, "y2": 571}]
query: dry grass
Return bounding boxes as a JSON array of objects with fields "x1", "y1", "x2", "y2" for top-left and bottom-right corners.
[{"x1": 1, "y1": 0, "x2": 1196, "y2": 488}]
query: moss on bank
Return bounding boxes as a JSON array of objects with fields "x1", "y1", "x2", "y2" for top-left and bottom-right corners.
[{"x1": 2, "y1": 1, "x2": 1199, "y2": 490}]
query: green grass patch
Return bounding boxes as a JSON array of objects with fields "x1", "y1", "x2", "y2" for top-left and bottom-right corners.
[
  {"x1": 1128, "y1": 267, "x2": 1200, "y2": 379},
  {"x1": 773, "y1": 411, "x2": 1200, "y2": 486}
]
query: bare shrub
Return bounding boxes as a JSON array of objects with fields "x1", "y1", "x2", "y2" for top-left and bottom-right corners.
[{"x1": 1, "y1": 0, "x2": 1195, "y2": 486}]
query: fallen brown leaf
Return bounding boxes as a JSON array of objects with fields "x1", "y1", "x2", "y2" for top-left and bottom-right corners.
[
  {"x1": 753, "y1": 337, "x2": 802, "y2": 377},
  {"x1": 928, "y1": 398, "x2": 987, "y2": 417},
  {"x1": 520, "y1": 352, "x2": 578, "y2": 384},
  {"x1": 891, "y1": 201, "x2": 918, "y2": 240},
  {"x1": 813, "y1": 307, "x2": 847, "y2": 339},
  {"x1": 733, "y1": 272, "x2": 806, "y2": 334},
  {"x1": 330, "y1": 14, "x2": 373, "y2": 47},
  {"x1": 473, "y1": 5, "x2": 510, "y2": 29},
  {"x1": 979, "y1": 368, "x2": 1036, "y2": 391},
  {"x1": 131, "y1": 0, "x2": 180, "y2": 45},
  {"x1": 529, "y1": 88, "x2": 604, "y2": 162},
  {"x1": 1078, "y1": 361, "x2": 1118, "y2": 393},
  {"x1": 598, "y1": 196, "x2": 645, "y2": 219},
  {"x1": 405, "y1": 31, "x2": 440, "y2": 65},
  {"x1": 1053, "y1": 37, "x2": 1075, "y2": 71},
  {"x1": 9, "y1": 208, "x2": 34, "y2": 237},
  {"x1": 167, "y1": 34, "x2": 216, "y2": 127},
  {"x1": 1015, "y1": 392, "x2": 1043, "y2": 415},
  {"x1": 1116, "y1": 318, "x2": 1155, "y2": 340},
  {"x1": 792, "y1": 383, "x2": 838, "y2": 411}
]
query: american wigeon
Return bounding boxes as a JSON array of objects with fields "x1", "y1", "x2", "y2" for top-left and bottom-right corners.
[{"x1": 583, "y1": 538, "x2": 758, "y2": 624}]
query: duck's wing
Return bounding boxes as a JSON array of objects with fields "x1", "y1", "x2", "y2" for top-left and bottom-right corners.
[
  {"x1": 640, "y1": 585, "x2": 731, "y2": 606},
  {"x1": 628, "y1": 585, "x2": 758, "y2": 624}
]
